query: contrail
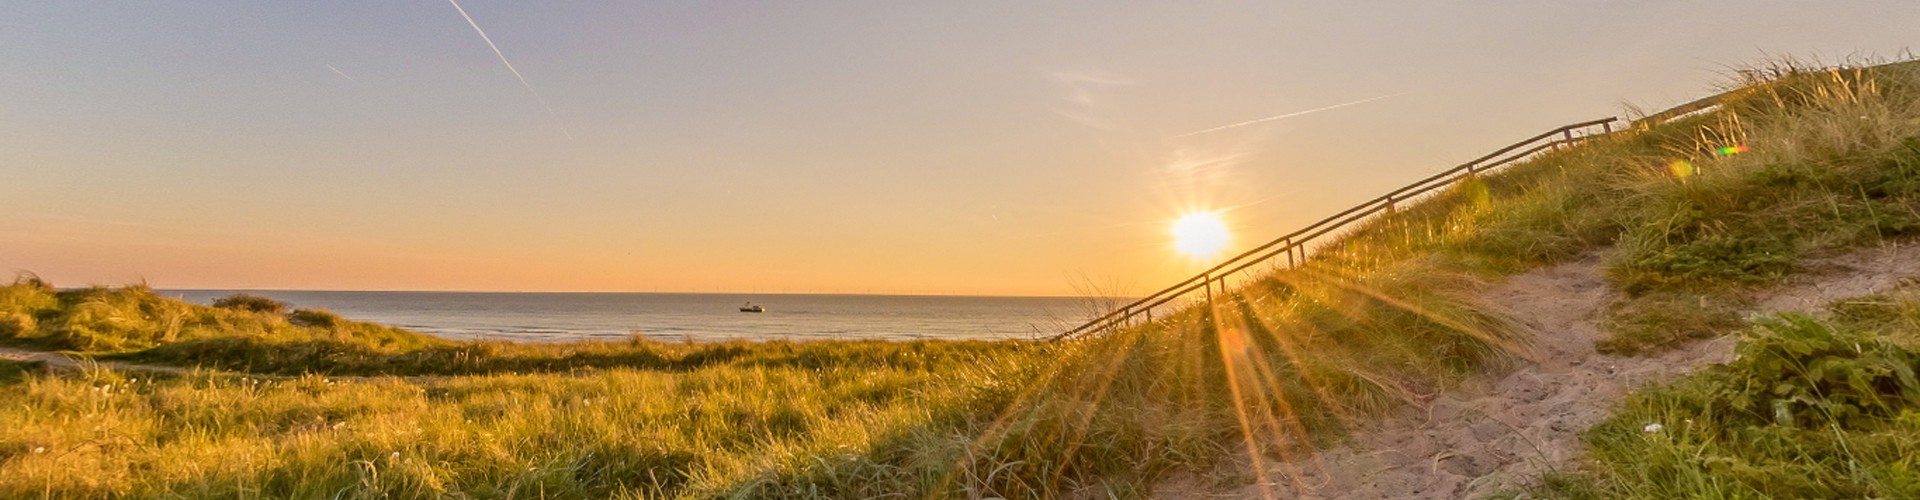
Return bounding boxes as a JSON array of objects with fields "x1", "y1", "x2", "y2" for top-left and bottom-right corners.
[
  {"x1": 1173, "y1": 93, "x2": 1406, "y2": 138},
  {"x1": 325, "y1": 64, "x2": 360, "y2": 84},
  {"x1": 445, "y1": 0, "x2": 575, "y2": 141}
]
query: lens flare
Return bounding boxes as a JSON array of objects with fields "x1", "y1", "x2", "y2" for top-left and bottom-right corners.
[
  {"x1": 1713, "y1": 145, "x2": 1750, "y2": 156},
  {"x1": 1668, "y1": 160, "x2": 1696, "y2": 178},
  {"x1": 1172, "y1": 212, "x2": 1231, "y2": 259}
]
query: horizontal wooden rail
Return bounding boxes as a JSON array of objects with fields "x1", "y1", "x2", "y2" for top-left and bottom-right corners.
[{"x1": 1055, "y1": 117, "x2": 1620, "y2": 340}]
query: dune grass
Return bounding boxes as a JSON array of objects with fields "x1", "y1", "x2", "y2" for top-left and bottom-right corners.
[
  {"x1": 1, "y1": 280, "x2": 1026, "y2": 378},
  {"x1": 0, "y1": 251, "x2": 1517, "y2": 498},
  {"x1": 6, "y1": 57, "x2": 1920, "y2": 497},
  {"x1": 0, "y1": 279, "x2": 440, "y2": 354},
  {"x1": 0, "y1": 353, "x2": 1046, "y2": 498},
  {"x1": 1318, "y1": 58, "x2": 1920, "y2": 355},
  {"x1": 1023, "y1": 57, "x2": 1920, "y2": 494}
]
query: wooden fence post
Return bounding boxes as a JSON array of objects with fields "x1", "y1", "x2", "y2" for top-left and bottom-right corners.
[{"x1": 1203, "y1": 273, "x2": 1214, "y2": 308}]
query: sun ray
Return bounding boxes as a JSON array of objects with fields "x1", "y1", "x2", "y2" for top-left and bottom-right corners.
[
  {"x1": 1290, "y1": 265, "x2": 1532, "y2": 362},
  {"x1": 1211, "y1": 304, "x2": 1277, "y2": 500},
  {"x1": 1216, "y1": 295, "x2": 1320, "y2": 497}
]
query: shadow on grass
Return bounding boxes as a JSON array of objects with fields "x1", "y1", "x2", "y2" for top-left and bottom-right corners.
[
  {"x1": 104, "y1": 336, "x2": 1034, "y2": 377},
  {"x1": 0, "y1": 359, "x2": 43, "y2": 386}
]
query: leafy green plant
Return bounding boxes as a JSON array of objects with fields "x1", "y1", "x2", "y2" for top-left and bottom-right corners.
[
  {"x1": 1546, "y1": 312, "x2": 1920, "y2": 498},
  {"x1": 1711, "y1": 314, "x2": 1920, "y2": 427}
]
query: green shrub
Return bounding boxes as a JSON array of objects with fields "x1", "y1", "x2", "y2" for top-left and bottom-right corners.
[
  {"x1": 1709, "y1": 314, "x2": 1920, "y2": 428},
  {"x1": 286, "y1": 309, "x2": 343, "y2": 329},
  {"x1": 211, "y1": 293, "x2": 286, "y2": 315},
  {"x1": 1612, "y1": 234, "x2": 1795, "y2": 292}
]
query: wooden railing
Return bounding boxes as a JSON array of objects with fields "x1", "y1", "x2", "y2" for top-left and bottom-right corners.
[{"x1": 1054, "y1": 117, "x2": 1621, "y2": 340}]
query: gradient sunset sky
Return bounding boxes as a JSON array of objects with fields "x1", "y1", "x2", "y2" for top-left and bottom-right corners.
[{"x1": 1, "y1": 2, "x2": 1914, "y2": 295}]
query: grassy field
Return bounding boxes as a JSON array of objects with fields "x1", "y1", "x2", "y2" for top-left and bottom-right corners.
[
  {"x1": 6, "y1": 57, "x2": 1920, "y2": 498},
  {"x1": 1, "y1": 281, "x2": 1058, "y2": 497},
  {"x1": 0, "y1": 253, "x2": 1514, "y2": 497}
]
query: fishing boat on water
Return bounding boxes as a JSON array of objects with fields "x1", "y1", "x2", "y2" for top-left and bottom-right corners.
[{"x1": 739, "y1": 302, "x2": 764, "y2": 313}]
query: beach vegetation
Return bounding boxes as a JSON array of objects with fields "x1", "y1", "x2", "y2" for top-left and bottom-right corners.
[
  {"x1": 211, "y1": 293, "x2": 287, "y2": 315},
  {"x1": 4, "y1": 57, "x2": 1920, "y2": 497},
  {"x1": 1532, "y1": 288, "x2": 1920, "y2": 498}
]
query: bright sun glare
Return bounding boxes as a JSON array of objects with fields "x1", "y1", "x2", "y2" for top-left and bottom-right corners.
[{"x1": 1171, "y1": 212, "x2": 1230, "y2": 259}]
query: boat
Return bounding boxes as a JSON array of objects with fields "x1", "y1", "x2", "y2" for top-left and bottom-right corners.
[{"x1": 739, "y1": 302, "x2": 764, "y2": 313}]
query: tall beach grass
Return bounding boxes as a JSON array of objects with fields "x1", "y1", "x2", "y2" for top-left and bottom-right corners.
[{"x1": 5, "y1": 57, "x2": 1920, "y2": 497}]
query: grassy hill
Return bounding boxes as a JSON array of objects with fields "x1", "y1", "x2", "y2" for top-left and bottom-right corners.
[{"x1": 5, "y1": 57, "x2": 1920, "y2": 498}]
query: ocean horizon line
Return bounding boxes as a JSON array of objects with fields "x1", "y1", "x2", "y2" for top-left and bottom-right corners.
[{"x1": 147, "y1": 287, "x2": 1130, "y2": 301}]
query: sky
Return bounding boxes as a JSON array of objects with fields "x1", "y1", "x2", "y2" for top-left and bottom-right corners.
[{"x1": 0, "y1": 1, "x2": 1914, "y2": 296}]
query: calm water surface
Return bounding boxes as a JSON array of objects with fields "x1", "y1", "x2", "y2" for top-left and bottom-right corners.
[{"x1": 161, "y1": 290, "x2": 1106, "y2": 342}]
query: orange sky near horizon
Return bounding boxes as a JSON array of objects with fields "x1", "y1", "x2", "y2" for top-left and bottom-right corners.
[{"x1": 3, "y1": 2, "x2": 1915, "y2": 296}]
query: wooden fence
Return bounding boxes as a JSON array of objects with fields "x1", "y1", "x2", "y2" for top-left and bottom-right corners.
[{"x1": 1054, "y1": 117, "x2": 1621, "y2": 340}]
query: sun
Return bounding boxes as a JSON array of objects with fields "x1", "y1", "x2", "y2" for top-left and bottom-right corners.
[{"x1": 1171, "y1": 212, "x2": 1230, "y2": 259}]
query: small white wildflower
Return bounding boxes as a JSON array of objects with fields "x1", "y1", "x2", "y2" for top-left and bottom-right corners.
[
  {"x1": 1643, "y1": 423, "x2": 1664, "y2": 433},
  {"x1": 390, "y1": 452, "x2": 401, "y2": 460},
  {"x1": 31, "y1": 447, "x2": 45, "y2": 454},
  {"x1": 331, "y1": 422, "x2": 346, "y2": 430}
]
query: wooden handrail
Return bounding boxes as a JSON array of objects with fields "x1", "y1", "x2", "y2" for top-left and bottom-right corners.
[{"x1": 1055, "y1": 117, "x2": 1619, "y2": 340}]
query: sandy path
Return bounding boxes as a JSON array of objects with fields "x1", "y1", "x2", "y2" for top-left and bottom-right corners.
[{"x1": 1164, "y1": 243, "x2": 1920, "y2": 499}]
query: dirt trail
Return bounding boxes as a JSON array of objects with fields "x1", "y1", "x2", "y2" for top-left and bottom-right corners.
[{"x1": 1166, "y1": 243, "x2": 1920, "y2": 499}]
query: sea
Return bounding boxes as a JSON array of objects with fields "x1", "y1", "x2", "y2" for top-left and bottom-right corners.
[{"x1": 158, "y1": 290, "x2": 1107, "y2": 342}]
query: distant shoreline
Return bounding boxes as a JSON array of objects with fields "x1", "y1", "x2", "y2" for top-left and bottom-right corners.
[
  {"x1": 153, "y1": 289, "x2": 1114, "y2": 343},
  {"x1": 148, "y1": 288, "x2": 1105, "y2": 300}
]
